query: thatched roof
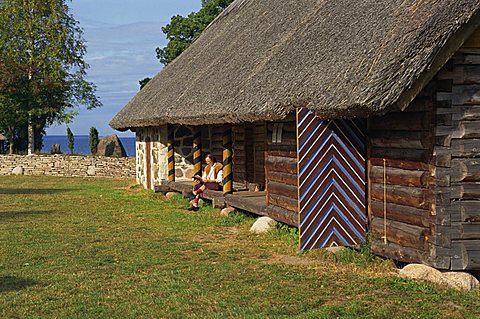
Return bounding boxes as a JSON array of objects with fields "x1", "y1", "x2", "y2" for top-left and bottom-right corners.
[{"x1": 111, "y1": 0, "x2": 480, "y2": 130}]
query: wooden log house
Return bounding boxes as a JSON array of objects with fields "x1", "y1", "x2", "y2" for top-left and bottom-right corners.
[{"x1": 111, "y1": 0, "x2": 480, "y2": 270}]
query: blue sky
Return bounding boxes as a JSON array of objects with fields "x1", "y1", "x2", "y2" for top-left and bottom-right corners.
[{"x1": 46, "y1": 0, "x2": 202, "y2": 137}]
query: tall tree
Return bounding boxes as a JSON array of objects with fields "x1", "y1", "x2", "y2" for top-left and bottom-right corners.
[
  {"x1": 0, "y1": 0, "x2": 101, "y2": 154},
  {"x1": 89, "y1": 126, "x2": 99, "y2": 154},
  {"x1": 67, "y1": 127, "x2": 74, "y2": 154},
  {"x1": 155, "y1": 0, "x2": 234, "y2": 66}
]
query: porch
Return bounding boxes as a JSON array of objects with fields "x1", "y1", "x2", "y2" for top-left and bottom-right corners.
[{"x1": 156, "y1": 180, "x2": 267, "y2": 217}]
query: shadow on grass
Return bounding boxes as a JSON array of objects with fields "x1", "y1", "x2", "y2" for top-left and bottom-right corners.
[
  {"x1": 0, "y1": 211, "x2": 52, "y2": 220},
  {"x1": 0, "y1": 188, "x2": 70, "y2": 195},
  {"x1": 0, "y1": 276, "x2": 37, "y2": 293}
]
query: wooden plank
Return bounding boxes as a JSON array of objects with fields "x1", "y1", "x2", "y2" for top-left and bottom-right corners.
[
  {"x1": 434, "y1": 147, "x2": 452, "y2": 168},
  {"x1": 445, "y1": 85, "x2": 480, "y2": 105},
  {"x1": 266, "y1": 171, "x2": 298, "y2": 186},
  {"x1": 371, "y1": 217, "x2": 429, "y2": 250},
  {"x1": 370, "y1": 131, "x2": 429, "y2": 149},
  {"x1": 265, "y1": 155, "x2": 297, "y2": 174},
  {"x1": 265, "y1": 205, "x2": 298, "y2": 226},
  {"x1": 450, "y1": 201, "x2": 480, "y2": 223},
  {"x1": 224, "y1": 193, "x2": 267, "y2": 216},
  {"x1": 265, "y1": 150, "x2": 297, "y2": 158},
  {"x1": 450, "y1": 240, "x2": 480, "y2": 270},
  {"x1": 371, "y1": 239, "x2": 430, "y2": 264},
  {"x1": 463, "y1": 29, "x2": 480, "y2": 49},
  {"x1": 268, "y1": 193, "x2": 298, "y2": 212},
  {"x1": 452, "y1": 52, "x2": 480, "y2": 64},
  {"x1": 371, "y1": 148, "x2": 429, "y2": 162},
  {"x1": 370, "y1": 165, "x2": 432, "y2": 188},
  {"x1": 370, "y1": 200, "x2": 432, "y2": 228},
  {"x1": 267, "y1": 181, "x2": 298, "y2": 199},
  {"x1": 369, "y1": 158, "x2": 431, "y2": 171},
  {"x1": 451, "y1": 139, "x2": 480, "y2": 157},
  {"x1": 450, "y1": 158, "x2": 480, "y2": 182},
  {"x1": 449, "y1": 183, "x2": 480, "y2": 199},
  {"x1": 371, "y1": 183, "x2": 434, "y2": 210},
  {"x1": 370, "y1": 112, "x2": 428, "y2": 131}
]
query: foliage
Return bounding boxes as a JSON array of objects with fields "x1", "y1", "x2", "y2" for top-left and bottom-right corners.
[
  {"x1": 155, "y1": 0, "x2": 234, "y2": 65},
  {"x1": 66, "y1": 127, "x2": 74, "y2": 154},
  {"x1": 0, "y1": 0, "x2": 101, "y2": 153},
  {"x1": 1, "y1": 176, "x2": 480, "y2": 318},
  {"x1": 89, "y1": 126, "x2": 99, "y2": 154},
  {"x1": 139, "y1": 77, "x2": 151, "y2": 90}
]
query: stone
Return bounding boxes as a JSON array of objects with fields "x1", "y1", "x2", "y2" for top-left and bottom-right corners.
[
  {"x1": 50, "y1": 144, "x2": 62, "y2": 154},
  {"x1": 220, "y1": 207, "x2": 236, "y2": 217},
  {"x1": 184, "y1": 168, "x2": 195, "y2": 179},
  {"x1": 325, "y1": 246, "x2": 347, "y2": 254},
  {"x1": 175, "y1": 168, "x2": 184, "y2": 178},
  {"x1": 95, "y1": 134, "x2": 127, "y2": 157},
  {"x1": 399, "y1": 264, "x2": 480, "y2": 291},
  {"x1": 165, "y1": 192, "x2": 177, "y2": 200},
  {"x1": 175, "y1": 154, "x2": 183, "y2": 164},
  {"x1": 250, "y1": 217, "x2": 277, "y2": 234},
  {"x1": 12, "y1": 166, "x2": 24, "y2": 175},
  {"x1": 87, "y1": 166, "x2": 96, "y2": 176},
  {"x1": 442, "y1": 272, "x2": 479, "y2": 291},
  {"x1": 399, "y1": 264, "x2": 444, "y2": 285}
]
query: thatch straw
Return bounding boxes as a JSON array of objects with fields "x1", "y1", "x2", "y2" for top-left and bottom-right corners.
[{"x1": 110, "y1": 0, "x2": 480, "y2": 130}]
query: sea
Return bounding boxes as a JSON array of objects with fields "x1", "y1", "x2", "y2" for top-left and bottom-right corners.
[{"x1": 42, "y1": 135, "x2": 136, "y2": 157}]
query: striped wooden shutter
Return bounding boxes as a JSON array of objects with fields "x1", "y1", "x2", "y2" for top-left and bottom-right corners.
[{"x1": 298, "y1": 108, "x2": 367, "y2": 250}]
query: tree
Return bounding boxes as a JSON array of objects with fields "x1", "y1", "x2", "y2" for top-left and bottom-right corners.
[
  {"x1": 0, "y1": 0, "x2": 101, "y2": 154},
  {"x1": 139, "y1": 77, "x2": 151, "y2": 90},
  {"x1": 89, "y1": 126, "x2": 99, "y2": 155},
  {"x1": 155, "y1": 0, "x2": 234, "y2": 65},
  {"x1": 67, "y1": 127, "x2": 74, "y2": 154}
]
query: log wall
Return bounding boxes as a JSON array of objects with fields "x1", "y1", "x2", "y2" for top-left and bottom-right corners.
[
  {"x1": 370, "y1": 30, "x2": 480, "y2": 270},
  {"x1": 433, "y1": 38, "x2": 480, "y2": 270},
  {"x1": 265, "y1": 116, "x2": 298, "y2": 226},
  {"x1": 369, "y1": 83, "x2": 438, "y2": 266}
]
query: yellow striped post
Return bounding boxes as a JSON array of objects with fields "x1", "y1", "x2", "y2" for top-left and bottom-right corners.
[
  {"x1": 167, "y1": 125, "x2": 175, "y2": 182},
  {"x1": 193, "y1": 126, "x2": 202, "y2": 177},
  {"x1": 222, "y1": 124, "x2": 233, "y2": 194}
]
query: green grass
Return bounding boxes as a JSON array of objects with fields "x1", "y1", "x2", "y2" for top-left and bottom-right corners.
[{"x1": 0, "y1": 176, "x2": 479, "y2": 318}]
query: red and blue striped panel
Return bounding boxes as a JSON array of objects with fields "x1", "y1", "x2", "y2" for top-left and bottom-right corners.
[{"x1": 298, "y1": 108, "x2": 367, "y2": 250}]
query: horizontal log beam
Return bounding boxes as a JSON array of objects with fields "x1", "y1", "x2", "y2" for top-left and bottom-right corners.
[
  {"x1": 371, "y1": 184, "x2": 434, "y2": 210},
  {"x1": 370, "y1": 200, "x2": 432, "y2": 228},
  {"x1": 268, "y1": 193, "x2": 298, "y2": 213},
  {"x1": 267, "y1": 181, "x2": 298, "y2": 199},
  {"x1": 265, "y1": 205, "x2": 298, "y2": 226},
  {"x1": 371, "y1": 217, "x2": 429, "y2": 251},
  {"x1": 370, "y1": 165, "x2": 433, "y2": 188},
  {"x1": 265, "y1": 156, "x2": 297, "y2": 174}
]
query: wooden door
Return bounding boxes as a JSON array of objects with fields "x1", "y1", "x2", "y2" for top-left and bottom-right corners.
[{"x1": 298, "y1": 108, "x2": 367, "y2": 250}]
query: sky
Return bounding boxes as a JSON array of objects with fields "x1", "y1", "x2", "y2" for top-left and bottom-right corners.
[{"x1": 46, "y1": 0, "x2": 202, "y2": 137}]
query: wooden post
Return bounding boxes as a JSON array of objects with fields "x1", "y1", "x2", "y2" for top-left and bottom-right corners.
[
  {"x1": 193, "y1": 126, "x2": 202, "y2": 177},
  {"x1": 223, "y1": 124, "x2": 233, "y2": 194},
  {"x1": 168, "y1": 125, "x2": 175, "y2": 182}
]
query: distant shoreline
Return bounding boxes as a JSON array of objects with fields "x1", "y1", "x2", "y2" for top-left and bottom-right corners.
[{"x1": 42, "y1": 135, "x2": 136, "y2": 157}]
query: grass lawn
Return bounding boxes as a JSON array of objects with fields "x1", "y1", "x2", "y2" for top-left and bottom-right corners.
[{"x1": 1, "y1": 176, "x2": 479, "y2": 318}]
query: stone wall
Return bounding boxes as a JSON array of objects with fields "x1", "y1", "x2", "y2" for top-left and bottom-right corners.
[
  {"x1": 136, "y1": 126, "x2": 168, "y2": 189},
  {"x1": 0, "y1": 154, "x2": 135, "y2": 178}
]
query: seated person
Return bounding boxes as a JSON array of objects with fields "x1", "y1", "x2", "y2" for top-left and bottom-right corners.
[{"x1": 187, "y1": 154, "x2": 223, "y2": 211}]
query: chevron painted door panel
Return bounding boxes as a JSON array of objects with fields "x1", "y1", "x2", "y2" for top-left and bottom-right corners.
[{"x1": 298, "y1": 108, "x2": 367, "y2": 250}]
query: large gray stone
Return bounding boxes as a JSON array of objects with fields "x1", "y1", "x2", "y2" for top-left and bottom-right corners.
[
  {"x1": 12, "y1": 166, "x2": 24, "y2": 175},
  {"x1": 87, "y1": 166, "x2": 96, "y2": 176},
  {"x1": 442, "y1": 272, "x2": 479, "y2": 291},
  {"x1": 95, "y1": 134, "x2": 126, "y2": 157},
  {"x1": 50, "y1": 144, "x2": 62, "y2": 154},
  {"x1": 399, "y1": 264, "x2": 480, "y2": 291},
  {"x1": 250, "y1": 217, "x2": 277, "y2": 234}
]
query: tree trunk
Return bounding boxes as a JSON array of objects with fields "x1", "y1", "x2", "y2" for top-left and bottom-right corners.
[{"x1": 27, "y1": 116, "x2": 34, "y2": 155}]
